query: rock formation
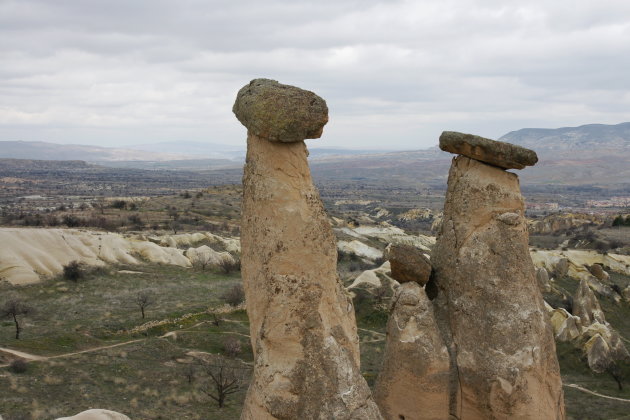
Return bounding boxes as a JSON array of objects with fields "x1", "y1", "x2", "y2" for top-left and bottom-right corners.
[
  {"x1": 387, "y1": 243, "x2": 432, "y2": 285},
  {"x1": 573, "y1": 278, "x2": 606, "y2": 326},
  {"x1": 235, "y1": 79, "x2": 382, "y2": 419},
  {"x1": 373, "y1": 282, "x2": 450, "y2": 420},
  {"x1": 56, "y1": 409, "x2": 130, "y2": 420},
  {"x1": 439, "y1": 131, "x2": 538, "y2": 169},
  {"x1": 430, "y1": 132, "x2": 565, "y2": 419},
  {"x1": 536, "y1": 267, "x2": 552, "y2": 293}
]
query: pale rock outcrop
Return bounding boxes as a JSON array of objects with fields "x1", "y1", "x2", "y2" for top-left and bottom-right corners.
[
  {"x1": 432, "y1": 137, "x2": 564, "y2": 419},
  {"x1": 185, "y1": 245, "x2": 234, "y2": 267},
  {"x1": 235, "y1": 79, "x2": 382, "y2": 419},
  {"x1": 374, "y1": 282, "x2": 450, "y2": 420},
  {"x1": 354, "y1": 225, "x2": 436, "y2": 251},
  {"x1": 56, "y1": 409, "x2": 130, "y2": 420},
  {"x1": 536, "y1": 267, "x2": 552, "y2": 293},
  {"x1": 530, "y1": 249, "x2": 630, "y2": 302},
  {"x1": 530, "y1": 249, "x2": 630, "y2": 280},
  {"x1": 527, "y1": 213, "x2": 604, "y2": 235},
  {"x1": 582, "y1": 322, "x2": 630, "y2": 364},
  {"x1": 149, "y1": 232, "x2": 241, "y2": 253},
  {"x1": 573, "y1": 278, "x2": 606, "y2": 326},
  {"x1": 347, "y1": 261, "x2": 395, "y2": 290},
  {"x1": 387, "y1": 243, "x2": 432, "y2": 285},
  {"x1": 0, "y1": 228, "x2": 191, "y2": 285},
  {"x1": 554, "y1": 257, "x2": 570, "y2": 278},
  {"x1": 549, "y1": 308, "x2": 582, "y2": 342},
  {"x1": 338, "y1": 239, "x2": 384, "y2": 261},
  {"x1": 588, "y1": 263, "x2": 609, "y2": 281}
]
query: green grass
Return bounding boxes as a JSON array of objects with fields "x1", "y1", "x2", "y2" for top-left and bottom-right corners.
[{"x1": 0, "y1": 263, "x2": 248, "y2": 420}]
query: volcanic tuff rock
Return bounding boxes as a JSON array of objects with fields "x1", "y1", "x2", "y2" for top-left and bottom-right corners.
[
  {"x1": 536, "y1": 267, "x2": 552, "y2": 293},
  {"x1": 373, "y1": 282, "x2": 450, "y2": 420},
  {"x1": 235, "y1": 80, "x2": 382, "y2": 419},
  {"x1": 573, "y1": 278, "x2": 606, "y2": 326},
  {"x1": 56, "y1": 409, "x2": 130, "y2": 420},
  {"x1": 233, "y1": 78, "x2": 328, "y2": 143},
  {"x1": 439, "y1": 131, "x2": 538, "y2": 170},
  {"x1": 431, "y1": 155, "x2": 564, "y2": 419},
  {"x1": 386, "y1": 243, "x2": 432, "y2": 285},
  {"x1": 588, "y1": 263, "x2": 609, "y2": 281}
]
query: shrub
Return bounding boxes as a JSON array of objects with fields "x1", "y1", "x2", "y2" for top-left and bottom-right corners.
[
  {"x1": 218, "y1": 257, "x2": 241, "y2": 274},
  {"x1": 222, "y1": 337, "x2": 242, "y2": 358},
  {"x1": 110, "y1": 200, "x2": 127, "y2": 209},
  {"x1": 222, "y1": 284, "x2": 245, "y2": 307},
  {"x1": 9, "y1": 358, "x2": 28, "y2": 373},
  {"x1": 63, "y1": 261, "x2": 83, "y2": 282},
  {"x1": 62, "y1": 214, "x2": 81, "y2": 227}
]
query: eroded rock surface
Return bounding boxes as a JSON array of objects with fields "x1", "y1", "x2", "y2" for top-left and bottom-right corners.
[
  {"x1": 373, "y1": 282, "x2": 449, "y2": 420},
  {"x1": 573, "y1": 278, "x2": 606, "y2": 326},
  {"x1": 236, "y1": 79, "x2": 382, "y2": 419},
  {"x1": 56, "y1": 410, "x2": 130, "y2": 420},
  {"x1": 387, "y1": 243, "x2": 432, "y2": 285},
  {"x1": 431, "y1": 155, "x2": 565, "y2": 419},
  {"x1": 439, "y1": 131, "x2": 538, "y2": 169},
  {"x1": 233, "y1": 78, "x2": 328, "y2": 143}
]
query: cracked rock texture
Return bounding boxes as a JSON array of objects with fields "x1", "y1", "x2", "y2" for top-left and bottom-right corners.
[
  {"x1": 387, "y1": 243, "x2": 432, "y2": 285},
  {"x1": 233, "y1": 78, "x2": 328, "y2": 143},
  {"x1": 431, "y1": 156, "x2": 565, "y2": 419},
  {"x1": 373, "y1": 282, "x2": 449, "y2": 420},
  {"x1": 236, "y1": 79, "x2": 381, "y2": 420},
  {"x1": 439, "y1": 131, "x2": 538, "y2": 169}
]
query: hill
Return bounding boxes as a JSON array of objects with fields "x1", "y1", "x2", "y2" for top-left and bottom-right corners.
[{"x1": 500, "y1": 122, "x2": 630, "y2": 152}]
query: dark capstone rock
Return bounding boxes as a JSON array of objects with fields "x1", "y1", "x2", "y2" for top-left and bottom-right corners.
[
  {"x1": 388, "y1": 243, "x2": 431, "y2": 285},
  {"x1": 233, "y1": 78, "x2": 328, "y2": 143},
  {"x1": 439, "y1": 131, "x2": 538, "y2": 170}
]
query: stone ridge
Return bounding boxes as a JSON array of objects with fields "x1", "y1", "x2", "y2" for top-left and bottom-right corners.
[
  {"x1": 439, "y1": 131, "x2": 538, "y2": 170},
  {"x1": 233, "y1": 78, "x2": 329, "y2": 143}
]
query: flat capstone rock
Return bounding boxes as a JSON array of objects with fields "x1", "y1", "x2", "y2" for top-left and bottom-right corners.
[
  {"x1": 233, "y1": 78, "x2": 328, "y2": 143},
  {"x1": 439, "y1": 131, "x2": 538, "y2": 170}
]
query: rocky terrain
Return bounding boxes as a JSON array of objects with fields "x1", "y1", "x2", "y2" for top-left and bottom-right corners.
[{"x1": 2, "y1": 83, "x2": 630, "y2": 419}]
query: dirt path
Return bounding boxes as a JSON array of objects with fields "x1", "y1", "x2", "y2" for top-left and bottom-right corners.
[
  {"x1": 0, "y1": 347, "x2": 46, "y2": 362},
  {"x1": 564, "y1": 383, "x2": 630, "y2": 403},
  {"x1": 0, "y1": 339, "x2": 144, "y2": 367}
]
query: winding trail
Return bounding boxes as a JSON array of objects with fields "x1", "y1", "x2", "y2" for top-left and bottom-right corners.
[
  {"x1": 564, "y1": 383, "x2": 630, "y2": 403},
  {"x1": 0, "y1": 339, "x2": 144, "y2": 367}
]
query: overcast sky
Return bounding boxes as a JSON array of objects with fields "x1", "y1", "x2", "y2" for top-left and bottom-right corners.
[{"x1": 1, "y1": 0, "x2": 629, "y2": 150}]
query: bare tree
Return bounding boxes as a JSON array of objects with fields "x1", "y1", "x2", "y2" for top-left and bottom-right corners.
[
  {"x1": 221, "y1": 284, "x2": 245, "y2": 307},
  {"x1": 134, "y1": 290, "x2": 155, "y2": 319},
  {"x1": 2, "y1": 298, "x2": 32, "y2": 339},
  {"x1": 190, "y1": 253, "x2": 214, "y2": 271},
  {"x1": 183, "y1": 363, "x2": 196, "y2": 384},
  {"x1": 217, "y1": 257, "x2": 241, "y2": 274},
  {"x1": 222, "y1": 336, "x2": 242, "y2": 358},
  {"x1": 202, "y1": 358, "x2": 244, "y2": 408},
  {"x1": 211, "y1": 313, "x2": 223, "y2": 327}
]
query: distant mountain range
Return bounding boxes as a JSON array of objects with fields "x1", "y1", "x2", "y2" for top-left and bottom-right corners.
[
  {"x1": 1, "y1": 122, "x2": 629, "y2": 186},
  {"x1": 0, "y1": 140, "x2": 399, "y2": 168},
  {"x1": 500, "y1": 122, "x2": 630, "y2": 152}
]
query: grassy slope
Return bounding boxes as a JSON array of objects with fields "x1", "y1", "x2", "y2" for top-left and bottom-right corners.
[
  {"x1": 2, "y1": 263, "x2": 630, "y2": 419},
  {"x1": 0, "y1": 264, "x2": 249, "y2": 420}
]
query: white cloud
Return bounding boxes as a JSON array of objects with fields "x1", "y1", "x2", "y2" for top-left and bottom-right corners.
[{"x1": 0, "y1": 0, "x2": 629, "y2": 149}]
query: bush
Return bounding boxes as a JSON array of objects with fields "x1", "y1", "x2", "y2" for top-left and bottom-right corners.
[
  {"x1": 222, "y1": 336, "x2": 242, "y2": 358},
  {"x1": 218, "y1": 257, "x2": 241, "y2": 274},
  {"x1": 110, "y1": 200, "x2": 127, "y2": 209},
  {"x1": 63, "y1": 261, "x2": 83, "y2": 282},
  {"x1": 222, "y1": 284, "x2": 245, "y2": 307},
  {"x1": 9, "y1": 358, "x2": 28, "y2": 373},
  {"x1": 62, "y1": 214, "x2": 81, "y2": 227}
]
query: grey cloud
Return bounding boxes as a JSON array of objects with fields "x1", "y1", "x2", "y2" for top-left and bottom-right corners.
[{"x1": 0, "y1": 0, "x2": 629, "y2": 149}]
